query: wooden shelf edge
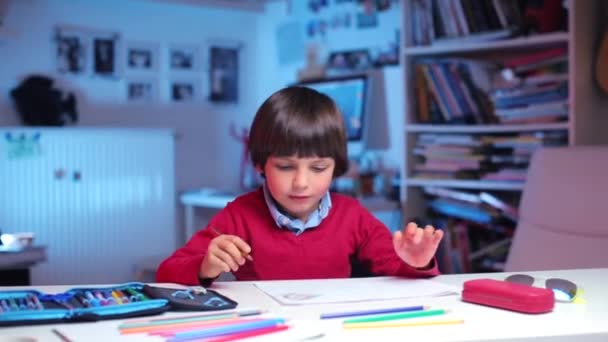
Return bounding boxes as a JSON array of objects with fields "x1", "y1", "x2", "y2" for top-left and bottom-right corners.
[
  {"x1": 405, "y1": 122, "x2": 570, "y2": 133},
  {"x1": 404, "y1": 32, "x2": 569, "y2": 56},
  {"x1": 405, "y1": 178, "x2": 525, "y2": 191}
]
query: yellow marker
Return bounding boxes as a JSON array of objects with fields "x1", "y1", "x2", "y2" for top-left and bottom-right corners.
[{"x1": 111, "y1": 291, "x2": 123, "y2": 304}]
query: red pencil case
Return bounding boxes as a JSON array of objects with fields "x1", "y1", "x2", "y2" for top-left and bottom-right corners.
[{"x1": 462, "y1": 278, "x2": 554, "y2": 314}]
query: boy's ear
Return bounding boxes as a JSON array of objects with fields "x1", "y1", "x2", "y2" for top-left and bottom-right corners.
[{"x1": 254, "y1": 164, "x2": 266, "y2": 179}]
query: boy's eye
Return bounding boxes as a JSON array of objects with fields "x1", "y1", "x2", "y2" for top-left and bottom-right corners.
[
  {"x1": 276, "y1": 165, "x2": 293, "y2": 171},
  {"x1": 311, "y1": 166, "x2": 327, "y2": 173}
]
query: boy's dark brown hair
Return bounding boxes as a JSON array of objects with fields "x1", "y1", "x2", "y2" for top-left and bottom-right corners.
[{"x1": 248, "y1": 86, "x2": 348, "y2": 178}]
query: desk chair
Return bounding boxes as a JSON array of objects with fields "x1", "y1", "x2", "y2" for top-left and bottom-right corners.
[{"x1": 505, "y1": 146, "x2": 608, "y2": 271}]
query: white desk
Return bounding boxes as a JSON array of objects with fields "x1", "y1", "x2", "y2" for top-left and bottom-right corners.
[
  {"x1": 2, "y1": 268, "x2": 608, "y2": 341},
  {"x1": 180, "y1": 188, "x2": 400, "y2": 240}
]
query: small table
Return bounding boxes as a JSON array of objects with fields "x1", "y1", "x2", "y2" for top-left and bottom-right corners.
[
  {"x1": 180, "y1": 188, "x2": 243, "y2": 240},
  {"x1": 0, "y1": 245, "x2": 47, "y2": 286},
  {"x1": 180, "y1": 188, "x2": 401, "y2": 240}
]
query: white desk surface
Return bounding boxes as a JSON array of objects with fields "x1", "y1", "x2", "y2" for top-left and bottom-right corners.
[{"x1": 3, "y1": 268, "x2": 607, "y2": 342}]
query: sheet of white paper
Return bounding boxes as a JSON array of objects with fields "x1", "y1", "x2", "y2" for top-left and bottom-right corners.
[{"x1": 254, "y1": 277, "x2": 459, "y2": 305}]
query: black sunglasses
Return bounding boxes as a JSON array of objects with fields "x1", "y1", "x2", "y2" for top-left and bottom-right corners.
[{"x1": 505, "y1": 274, "x2": 578, "y2": 302}]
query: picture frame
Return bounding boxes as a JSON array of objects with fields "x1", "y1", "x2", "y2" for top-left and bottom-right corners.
[
  {"x1": 327, "y1": 49, "x2": 372, "y2": 70},
  {"x1": 92, "y1": 32, "x2": 120, "y2": 77},
  {"x1": 208, "y1": 44, "x2": 240, "y2": 103},
  {"x1": 125, "y1": 77, "x2": 158, "y2": 103},
  {"x1": 170, "y1": 79, "x2": 200, "y2": 102},
  {"x1": 169, "y1": 44, "x2": 200, "y2": 72},
  {"x1": 124, "y1": 41, "x2": 160, "y2": 73},
  {"x1": 54, "y1": 25, "x2": 121, "y2": 77},
  {"x1": 55, "y1": 27, "x2": 88, "y2": 75}
]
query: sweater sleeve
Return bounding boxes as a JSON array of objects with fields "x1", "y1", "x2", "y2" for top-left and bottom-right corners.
[
  {"x1": 354, "y1": 205, "x2": 440, "y2": 278},
  {"x1": 155, "y1": 227, "x2": 214, "y2": 285},
  {"x1": 156, "y1": 206, "x2": 238, "y2": 285}
]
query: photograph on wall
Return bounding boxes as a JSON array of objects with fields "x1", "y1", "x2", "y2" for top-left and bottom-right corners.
[
  {"x1": 126, "y1": 78, "x2": 157, "y2": 103},
  {"x1": 125, "y1": 41, "x2": 159, "y2": 73},
  {"x1": 327, "y1": 49, "x2": 372, "y2": 70},
  {"x1": 93, "y1": 34, "x2": 120, "y2": 77},
  {"x1": 170, "y1": 79, "x2": 199, "y2": 102},
  {"x1": 169, "y1": 44, "x2": 200, "y2": 72},
  {"x1": 209, "y1": 45, "x2": 239, "y2": 103},
  {"x1": 55, "y1": 28, "x2": 88, "y2": 74}
]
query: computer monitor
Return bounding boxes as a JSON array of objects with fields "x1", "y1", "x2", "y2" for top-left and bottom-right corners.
[{"x1": 296, "y1": 75, "x2": 368, "y2": 157}]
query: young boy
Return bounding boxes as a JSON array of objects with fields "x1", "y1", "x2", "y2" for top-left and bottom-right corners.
[{"x1": 157, "y1": 86, "x2": 443, "y2": 285}]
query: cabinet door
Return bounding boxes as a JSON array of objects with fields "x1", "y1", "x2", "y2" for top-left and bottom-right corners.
[{"x1": 0, "y1": 129, "x2": 175, "y2": 284}]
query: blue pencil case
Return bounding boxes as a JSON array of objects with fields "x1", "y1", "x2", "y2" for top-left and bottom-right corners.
[{"x1": 0, "y1": 282, "x2": 238, "y2": 326}]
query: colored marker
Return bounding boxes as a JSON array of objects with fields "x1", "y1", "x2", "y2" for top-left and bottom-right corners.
[
  {"x1": 320, "y1": 305, "x2": 426, "y2": 319},
  {"x1": 205, "y1": 324, "x2": 290, "y2": 342},
  {"x1": 343, "y1": 308, "x2": 448, "y2": 324},
  {"x1": 167, "y1": 318, "x2": 286, "y2": 341},
  {"x1": 343, "y1": 318, "x2": 465, "y2": 329},
  {"x1": 115, "y1": 290, "x2": 130, "y2": 303}
]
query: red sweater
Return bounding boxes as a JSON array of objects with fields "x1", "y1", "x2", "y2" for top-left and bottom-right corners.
[{"x1": 156, "y1": 189, "x2": 439, "y2": 285}]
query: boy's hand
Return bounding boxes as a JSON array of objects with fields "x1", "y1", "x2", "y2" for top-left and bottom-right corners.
[
  {"x1": 199, "y1": 234, "x2": 252, "y2": 279},
  {"x1": 393, "y1": 222, "x2": 443, "y2": 269}
]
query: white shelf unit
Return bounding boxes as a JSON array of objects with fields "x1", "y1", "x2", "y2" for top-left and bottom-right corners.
[{"x1": 399, "y1": 0, "x2": 608, "y2": 271}]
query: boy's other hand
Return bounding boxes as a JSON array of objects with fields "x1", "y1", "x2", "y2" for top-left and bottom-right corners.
[
  {"x1": 199, "y1": 234, "x2": 252, "y2": 279},
  {"x1": 393, "y1": 222, "x2": 443, "y2": 269}
]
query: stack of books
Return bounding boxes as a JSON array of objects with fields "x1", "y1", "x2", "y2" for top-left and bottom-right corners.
[
  {"x1": 418, "y1": 187, "x2": 519, "y2": 273},
  {"x1": 411, "y1": 131, "x2": 567, "y2": 182},
  {"x1": 410, "y1": 0, "x2": 525, "y2": 46}
]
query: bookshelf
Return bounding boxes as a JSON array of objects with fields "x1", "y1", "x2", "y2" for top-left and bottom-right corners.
[{"x1": 400, "y1": 0, "x2": 608, "y2": 273}]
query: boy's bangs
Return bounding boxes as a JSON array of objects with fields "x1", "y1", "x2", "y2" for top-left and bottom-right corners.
[
  {"x1": 269, "y1": 110, "x2": 344, "y2": 159},
  {"x1": 271, "y1": 125, "x2": 342, "y2": 159}
]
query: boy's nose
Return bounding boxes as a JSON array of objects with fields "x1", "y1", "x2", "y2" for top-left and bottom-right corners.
[{"x1": 292, "y1": 170, "x2": 308, "y2": 190}]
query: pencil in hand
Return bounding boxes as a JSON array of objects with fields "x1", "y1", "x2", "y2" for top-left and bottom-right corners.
[{"x1": 209, "y1": 227, "x2": 253, "y2": 261}]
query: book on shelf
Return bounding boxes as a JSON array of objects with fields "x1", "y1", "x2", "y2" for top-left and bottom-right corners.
[
  {"x1": 409, "y1": 0, "x2": 528, "y2": 47},
  {"x1": 413, "y1": 46, "x2": 569, "y2": 125},
  {"x1": 411, "y1": 131, "x2": 567, "y2": 182}
]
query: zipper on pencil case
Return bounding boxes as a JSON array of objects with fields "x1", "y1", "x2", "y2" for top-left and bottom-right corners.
[
  {"x1": 0, "y1": 308, "x2": 67, "y2": 322},
  {"x1": 76, "y1": 299, "x2": 169, "y2": 316}
]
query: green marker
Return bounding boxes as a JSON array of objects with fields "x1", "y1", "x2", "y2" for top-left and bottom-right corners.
[{"x1": 343, "y1": 308, "x2": 447, "y2": 324}]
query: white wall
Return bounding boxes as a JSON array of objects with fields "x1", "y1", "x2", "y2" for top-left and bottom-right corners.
[
  {"x1": 0, "y1": 0, "x2": 407, "y2": 241},
  {"x1": 255, "y1": 0, "x2": 405, "y2": 169},
  {"x1": 0, "y1": 0, "x2": 262, "y2": 194}
]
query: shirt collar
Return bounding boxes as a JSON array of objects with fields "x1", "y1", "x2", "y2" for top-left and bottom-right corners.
[{"x1": 262, "y1": 182, "x2": 331, "y2": 235}]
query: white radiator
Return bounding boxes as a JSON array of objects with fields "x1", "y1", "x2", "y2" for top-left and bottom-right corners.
[{"x1": 0, "y1": 128, "x2": 176, "y2": 285}]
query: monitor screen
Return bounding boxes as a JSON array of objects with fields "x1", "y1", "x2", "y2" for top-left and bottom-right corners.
[{"x1": 297, "y1": 75, "x2": 368, "y2": 142}]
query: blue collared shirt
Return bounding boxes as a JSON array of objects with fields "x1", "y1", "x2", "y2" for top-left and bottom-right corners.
[{"x1": 262, "y1": 182, "x2": 332, "y2": 235}]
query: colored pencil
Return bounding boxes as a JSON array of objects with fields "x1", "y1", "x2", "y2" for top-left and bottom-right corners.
[
  {"x1": 120, "y1": 309, "x2": 264, "y2": 327},
  {"x1": 343, "y1": 308, "x2": 447, "y2": 324},
  {"x1": 197, "y1": 324, "x2": 289, "y2": 342},
  {"x1": 166, "y1": 318, "x2": 285, "y2": 341},
  {"x1": 120, "y1": 313, "x2": 236, "y2": 330},
  {"x1": 51, "y1": 328, "x2": 73, "y2": 342},
  {"x1": 121, "y1": 317, "x2": 260, "y2": 335},
  {"x1": 320, "y1": 305, "x2": 426, "y2": 319},
  {"x1": 343, "y1": 319, "x2": 465, "y2": 329},
  {"x1": 149, "y1": 318, "x2": 268, "y2": 336}
]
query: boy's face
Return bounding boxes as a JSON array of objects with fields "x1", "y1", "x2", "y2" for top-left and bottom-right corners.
[{"x1": 260, "y1": 155, "x2": 335, "y2": 222}]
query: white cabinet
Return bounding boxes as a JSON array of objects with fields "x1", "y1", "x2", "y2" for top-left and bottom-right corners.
[{"x1": 0, "y1": 128, "x2": 176, "y2": 284}]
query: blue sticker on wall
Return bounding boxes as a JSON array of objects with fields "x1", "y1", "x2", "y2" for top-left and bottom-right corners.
[{"x1": 4, "y1": 132, "x2": 42, "y2": 160}]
